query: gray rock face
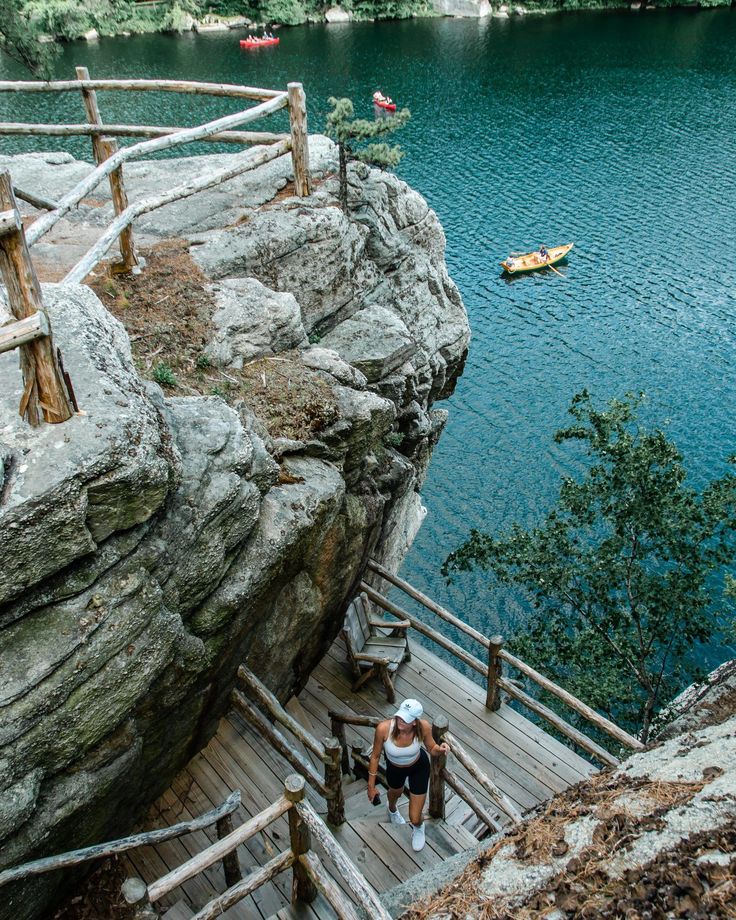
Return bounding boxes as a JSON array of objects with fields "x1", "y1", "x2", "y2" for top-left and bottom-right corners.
[
  {"x1": 0, "y1": 140, "x2": 469, "y2": 920},
  {"x1": 320, "y1": 305, "x2": 416, "y2": 383},
  {"x1": 414, "y1": 710, "x2": 736, "y2": 919},
  {"x1": 431, "y1": 0, "x2": 492, "y2": 15},
  {"x1": 205, "y1": 277, "x2": 307, "y2": 368}
]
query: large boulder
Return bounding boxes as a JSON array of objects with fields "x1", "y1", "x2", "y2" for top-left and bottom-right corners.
[
  {"x1": 0, "y1": 140, "x2": 470, "y2": 920},
  {"x1": 205, "y1": 277, "x2": 307, "y2": 368}
]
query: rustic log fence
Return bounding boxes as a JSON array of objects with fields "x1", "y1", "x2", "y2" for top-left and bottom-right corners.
[
  {"x1": 0, "y1": 791, "x2": 241, "y2": 888},
  {"x1": 0, "y1": 70, "x2": 311, "y2": 426},
  {"x1": 0, "y1": 171, "x2": 75, "y2": 425},
  {"x1": 362, "y1": 558, "x2": 645, "y2": 767},
  {"x1": 234, "y1": 664, "x2": 345, "y2": 826},
  {"x1": 0, "y1": 776, "x2": 386, "y2": 920}
]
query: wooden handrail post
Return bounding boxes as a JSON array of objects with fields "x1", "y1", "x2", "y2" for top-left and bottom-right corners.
[
  {"x1": 330, "y1": 716, "x2": 351, "y2": 776},
  {"x1": 121, "y1": 877, "x2": 159, "y2": 919},
  {"x1": 75, "y1": 66, "x2": 106, "y2": 164},
  {"x1": 99, "y1": 136, "x2": 140, "y2": 273},
  {"x1": 351, "y1": 742, "x2": 367, "y2": 781},
  {"x1": 0, "y1": 171, "x2": 73, "y2": 426},
  {"x1": 429, "y1": 715, "x2": 448, "y2": 819},
  {"x1": 287, "y1": 82, "x2": 311, "y2": 197},
  {"x1": 284, "y1": 775, "x2": 317, "y2": 904},
  {"x1": 486, "y1": 635, "x2": 504, "y2": 711},
  {"x1": 323, "y1": 737, "x2": 345, "y2": 826},
  {"x1": 216, "y1": 813, "x2": 242, "y2": 888},
  {"x1": 76, "y1": 64, "x2": 139, "y2": 273}
]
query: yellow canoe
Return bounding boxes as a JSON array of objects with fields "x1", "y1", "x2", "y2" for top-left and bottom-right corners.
[{"x1": 501, "y1": 242, "x2": 574, "y2": 275}]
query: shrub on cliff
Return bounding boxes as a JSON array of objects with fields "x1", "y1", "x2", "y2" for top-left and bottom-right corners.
[
  {"x1": 444, "y1": 390, "x2": 736, "y2": 745},
  {"x1": 326, "y1": 96, "x2": 411, "y2": 212}
]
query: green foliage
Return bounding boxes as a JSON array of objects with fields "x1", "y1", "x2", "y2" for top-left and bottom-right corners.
[
  {"x1": 444, "y1": 390, "x2": 736, "y2": 744},
  {"x1": 325, "y1": 96, "x2": 410, "y2": 210},
  {"x1": 153, "y1": 362, "x2": 177, "y2": 387},
  {"x1": 347, "y1": 0, "x2": 428, "y2": 18},
  {"x1": 0, "y1": 0, "x2": 59, "y2": 76},
  {"x1": 196, "y1": 353, "x2": 212, "y2": 369},
  {"x1": 248, "y1": 0, "x2": 307, "y2": 25},
  {"x1": 385, "y1": 430, "x2": 404, "y2": 448},
  {"x1": 24, "y1": 0, "x2": 135, "y2": 39}
]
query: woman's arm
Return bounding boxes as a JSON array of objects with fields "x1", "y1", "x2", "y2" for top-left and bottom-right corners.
[
  {"x1": 420, "y1": 719, "x2": 450, "y2": 756},
  {"x1": 366, "y1": 722, "x2": 387, "y2": 801}
]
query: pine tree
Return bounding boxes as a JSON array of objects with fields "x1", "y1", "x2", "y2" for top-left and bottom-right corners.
[{"x1": 325, "y1": 97, "x2": 410, "y2": 212}]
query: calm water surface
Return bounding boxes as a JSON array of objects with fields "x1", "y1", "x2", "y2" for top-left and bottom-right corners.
[{"x1": 2, "y1": 11, "x2": 735, "y2": 665}]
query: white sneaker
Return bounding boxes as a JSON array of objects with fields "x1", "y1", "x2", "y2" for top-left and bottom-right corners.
[
  {"x1": 411, "y1": 823, "x2": 425, "y2": 851},
  {"x1": 387, "y1": 807, "x2": 406, "y2": 825}
]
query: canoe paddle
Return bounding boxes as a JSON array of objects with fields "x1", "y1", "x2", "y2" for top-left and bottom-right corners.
[{"x1": 546, "y1": 261, "x2": 564, "y2": 278}]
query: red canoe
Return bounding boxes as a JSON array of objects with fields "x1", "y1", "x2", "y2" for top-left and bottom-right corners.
[
  {"x1": 373, "y1": 97, "x2": 397, "y2": 112},
  {"x1": 240, "y1": 37, "x2": 280, "y2": 48}
]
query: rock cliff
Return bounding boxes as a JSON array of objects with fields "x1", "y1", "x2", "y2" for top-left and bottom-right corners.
[
  {"x1": 397, "y1": 663, "x2": 736, "y2": 919},
  {"x1": 0, "y1": 138, "x2": 469, "y2": 919}
]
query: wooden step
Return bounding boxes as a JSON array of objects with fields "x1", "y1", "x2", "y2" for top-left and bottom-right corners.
[{"x1": 162, "y1": 901, "x2": 195, "y2": 920}]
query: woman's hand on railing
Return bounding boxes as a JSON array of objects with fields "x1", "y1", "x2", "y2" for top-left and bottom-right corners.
[{"x1": 432, "y1": 741, "x2": 450, "y2": 756}]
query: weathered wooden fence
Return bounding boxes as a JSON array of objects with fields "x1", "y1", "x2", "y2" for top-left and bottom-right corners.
[
  {"x1": 0, "y1": 171, "x2": 75, "y2": 425},
  {"x1": 0, "y1": 777, "x2": 390, "y2": 920},
  {"x1": 361, "y1": 559, "x2": 645, "y2": 768},
  {"x1": 0, "y1": 70, "x2": 312, "y2": 425},
  {"x1": 234, "y1": 664, "x2": 346, "y2": 826}
]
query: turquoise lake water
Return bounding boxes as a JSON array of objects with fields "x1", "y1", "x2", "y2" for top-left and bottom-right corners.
[{"x1": 2, "y1": 10, "x2": 735, "y2": 667}]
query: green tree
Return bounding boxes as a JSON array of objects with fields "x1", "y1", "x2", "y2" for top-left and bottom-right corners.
[
  {"x1": 443, "y1": 390, "x2": 736, "y2": 744},
  {"x1": 325, "y1": 96, "x2": 410, "y2": 212},
  {"x1": 0, "y1": 0, "x2": 59, "y2": 77}
]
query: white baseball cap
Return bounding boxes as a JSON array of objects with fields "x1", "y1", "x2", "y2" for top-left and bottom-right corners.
[{"x1": 394, "y1": 699, "x2": 423, "y2": 723}]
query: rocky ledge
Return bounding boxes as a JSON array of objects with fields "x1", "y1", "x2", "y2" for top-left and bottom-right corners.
[
  {"x1": 0, "y1": 138, "x2": 469, "y2": 920},
  {"x1": 393, "y1": 664, "x2": 736, "y2": 919}
]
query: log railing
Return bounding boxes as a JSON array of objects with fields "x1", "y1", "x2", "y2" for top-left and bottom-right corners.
[
  {"x1": 0, "y1": 791, "x2": 241, "y2": 888},
  {"x1": 0, "y1": 69, "x2": 312, "y2": 426},
  {"x1": 363, "y1": 558, "x2": 645, "y2": 765},
  {"x1": 0, "y1": 171, "x2": 75, "y2": 426},
  {"x1": 1, "y1": 775, "x2": 386, "y2": 920},
  {"x1": 124, "y1": 775, "x2": 386, "y2": 920},
  {"x1": 234, "y1": 665, "x2": 345, "y2": 825}
]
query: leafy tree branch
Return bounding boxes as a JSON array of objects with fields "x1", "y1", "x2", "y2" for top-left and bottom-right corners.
[{"x1": 443, "y1": 390, "x2": 736, "y2": 744}]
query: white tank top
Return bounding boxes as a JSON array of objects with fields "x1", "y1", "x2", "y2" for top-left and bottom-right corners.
[{"x1": 383, "y1": 720, "x2": 422, "y2": 766}]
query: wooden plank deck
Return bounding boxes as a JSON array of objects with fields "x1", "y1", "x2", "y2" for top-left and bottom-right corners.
[{"x1": 126, "y1": 636, "x2": 596, "y2": 920}]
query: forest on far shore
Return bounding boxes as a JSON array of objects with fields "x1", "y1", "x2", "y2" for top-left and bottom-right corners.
[{"x1": 10, "y1": 0, "x2": 734, "y2": 43}]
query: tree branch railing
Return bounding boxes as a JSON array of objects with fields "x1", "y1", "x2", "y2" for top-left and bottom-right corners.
[
  {"x1": 0, "y1": 122, "x2": 290, "y2": 146},
  {"x1": 0, "y1": 791, "x2": 241, "y2": 888},
  {"x1": 0, "y1": 68, "x2": 312, "y2": 426},
  {"x1": 24, "y1": 92, "x2": 290, "y2": 249},
  {"x1": 234, "y1": 665, "x2": 345, "y2": 825},
  {"x1": 361, "y1": 564, "x2": 641, "y2": 767},
  {"x1": 63, "y1": 139, "x2": 291, "y2": 284},
  {"x1": 123, "y1": 775, "x2": 383, "y2": 920},
  {"x1": 365, "y1": 559, "x2": 645, "y2": 755},
  {"x1": 0, "y1": 69, "x2": 310, "y2": 262},
  {"x1": 0, "y1": 172, "x2": 74, "y2": 426},
  {"x1": 1, "y1": 773, "x2": 384, "y2": 920}
]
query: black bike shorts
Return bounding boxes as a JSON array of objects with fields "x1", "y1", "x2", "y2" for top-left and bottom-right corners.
[{"x1": 385, "y1": 748, "x2": 430, "y2": 795}]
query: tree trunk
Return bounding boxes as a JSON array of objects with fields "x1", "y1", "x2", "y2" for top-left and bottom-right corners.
[{"x1": 338, "y1": 142, "x2": 348, "y2": 213}]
